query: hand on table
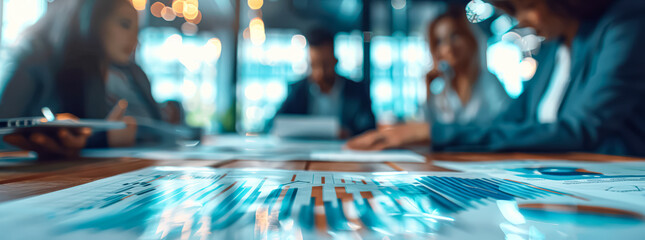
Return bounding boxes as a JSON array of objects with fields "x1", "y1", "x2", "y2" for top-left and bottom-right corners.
[
  {"x1": 346, "y1": 122, "x2": 430, "y2": 151},
  {"x1": 2, "y1": 113, "x2": 91, "y2": 159}
]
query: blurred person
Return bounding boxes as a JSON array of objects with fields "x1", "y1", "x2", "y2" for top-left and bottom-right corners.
[
  {"x1": 348, "y1": 0, "x2": 645, "y2": 157},
  {"x1": 276, "y1": 28, "x2": 376, "y2": 138},
  {"x1": 426, "y1": 5, "x2": 509, "y2": 124},
  {"x1": 360, "y1": 5, "x2": 509, "y2": 147},
  {"x1": 0, "y1": 0, "x2": 176, "y2": 158}
]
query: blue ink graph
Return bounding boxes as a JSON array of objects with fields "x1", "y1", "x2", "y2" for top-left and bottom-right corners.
[{"x1": 0, "y1": 167, "x2": 583, "y2": 239}]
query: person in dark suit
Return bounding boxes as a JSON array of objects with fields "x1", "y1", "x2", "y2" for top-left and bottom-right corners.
[
  {"x1": 276, "y1": 28, "x2": 376, "y2": 138},
  {"x1": 348, "y1": 0, "x2": 645, "y2": 157}
]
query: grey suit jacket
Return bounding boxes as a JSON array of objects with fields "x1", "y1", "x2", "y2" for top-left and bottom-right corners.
[{"x1": 432, "y1": 0, "x2": 645, "y2": 157}]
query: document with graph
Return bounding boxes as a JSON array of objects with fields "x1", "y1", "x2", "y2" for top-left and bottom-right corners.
[
  {"x1": 435, "y1": 160, "x2": 645, "y2": 207},
  {"x1": 0, "y1": 167, "x2": 643, "y2": 239}
]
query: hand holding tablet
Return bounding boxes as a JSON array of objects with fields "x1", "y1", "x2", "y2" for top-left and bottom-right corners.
[{"x1": 1, "y1": 102, "x2": 129, "y2": 160}]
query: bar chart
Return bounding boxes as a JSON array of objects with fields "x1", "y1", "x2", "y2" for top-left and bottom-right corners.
[{"x1": 0, "y1": 167, "x2": 640, "y2": 240}]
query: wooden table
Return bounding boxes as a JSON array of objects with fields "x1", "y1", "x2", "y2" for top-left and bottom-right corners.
[{"x1": 0, "y1": 150, "x2": 641, "y2": 203}]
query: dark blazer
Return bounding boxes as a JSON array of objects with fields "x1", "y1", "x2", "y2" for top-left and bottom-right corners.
[
  {"x1": 432, "y1": 0, "x2": 645, "y2": 157},
  {"x1": 277, "y1": 76, "x2": 376, "y2": 136}
]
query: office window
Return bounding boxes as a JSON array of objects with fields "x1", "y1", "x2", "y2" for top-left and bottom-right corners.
[
  {"x1": 1, "y1": 0, "x2": 46, "y2": 47},
  {"x1": 137, "y1": 28, "x2": 224, "y2": 132},
  {"x1": 237, "y1": 30, "x2": 308, "y2": 133},
  {"x1": 0, "y1": 0, "x2": 46, "y2": 87},
  {"x1": 370, "y1": 35, "x2": 430, "y2": 123}
]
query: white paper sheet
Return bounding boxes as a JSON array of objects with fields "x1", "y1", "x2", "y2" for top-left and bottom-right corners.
[
  {"x1": 310, "y1": 149, "x2": 426, "y2": 162},
  {"x1": 82, "y1": 135, "x2": 426, "y2": 163},
  {"x1": 271, "y1": 115, "x2": 340, "y2": 139},
  {"x1": 1, "y1": 167, "x2": 643, "y2": 239}
]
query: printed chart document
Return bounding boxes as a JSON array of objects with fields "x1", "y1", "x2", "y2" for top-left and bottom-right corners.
[
  {"x1": 2, "y1": 167, "x2": 644, "y2": 239},
  {"x1": 435, "y1": 160, "x2": 645, "y2": 207}
]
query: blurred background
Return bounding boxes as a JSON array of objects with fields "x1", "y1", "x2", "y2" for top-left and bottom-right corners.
[{"x1": 0, "y1": 0, "x2": 540, "y2": 134}]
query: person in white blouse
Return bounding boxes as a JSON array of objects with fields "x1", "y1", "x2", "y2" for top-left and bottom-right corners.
[
  {"x1": 425, "y1": 5, "x2": 510, "y2": 125},
  {"x1": 346, "y1": 5, "x2": 510, "y2": 150}
]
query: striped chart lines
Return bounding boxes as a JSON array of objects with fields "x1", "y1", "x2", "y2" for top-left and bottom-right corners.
[{"x1": 11, "y1": 168, "x2": 582, "y2": 239}]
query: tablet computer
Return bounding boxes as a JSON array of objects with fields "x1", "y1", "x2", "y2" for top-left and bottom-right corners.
[{"x1": 0, "y1": 118, "x2": 126, "y2": 135}]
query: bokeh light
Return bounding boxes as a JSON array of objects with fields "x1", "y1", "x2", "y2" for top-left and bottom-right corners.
[
  {"x1": 291, "y1": 34, "x2": 307, "y2": 49},
  {"x1": 172, "y1": 0, "x2": 185, "y2": 14},
  {"x1": 181, "y1": 79, "x2": 198, "y2": 98},
  {"x1": 248, "y1": 0, "x2": 264, "y2": 10},
  {"x1": 487, "y1": 41, "x2": 524, "y2": 98},
  {"x1": 161, "y1": 7, "x2": 177, "y2": 21},
  {"x1": 204, "y1": 38, "x2": 223, "y2": 61},
  {"x1": 150, "y1": 2, "x2": 165, "y2": 18},
  {"x1": 372, "y1": 37, "x2": 393, "y2": 69},
  {"x1": 200, "y1": 81, "x2": 216, "y2": 102},
  {"x1": 391, "y1": 0, "x2": 406, "y2": 10},
  {"x1": 183, "y1": 0, "x2": 199, "y2": 19},
  {"x1": 186, "y1": 11, "x2": 202, "y2": 24},
  {"x1": 519, "y1": 57, "x2": 538, "y2": 81},
  {"x1": 184, "y1": 9, "x2": 199, "y2": 20},
  {"x1": 265, "y1": 81, "x2": 286, "y2": 101},
  {"x1": 373, "y1": 81, "x2": 393, "y2": 102},
  {"x1": 131, "y1": 0, "x2": 147, "y2": 11},
  {"x1": 249, "y1": 17, "x2": 266, "y2": 46},
  {"x1": 245, "y1": 83, "x2": 264, "y2": 101},
  {"x1": 181, "y1": 22, "x2": 198, "y2": 35},
  {"x1": 178, "y1": 44, "x2": 203, "y2": 72},
  {"x1": 466, "y1": 0, "x2": 494, "y2": 23}
]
